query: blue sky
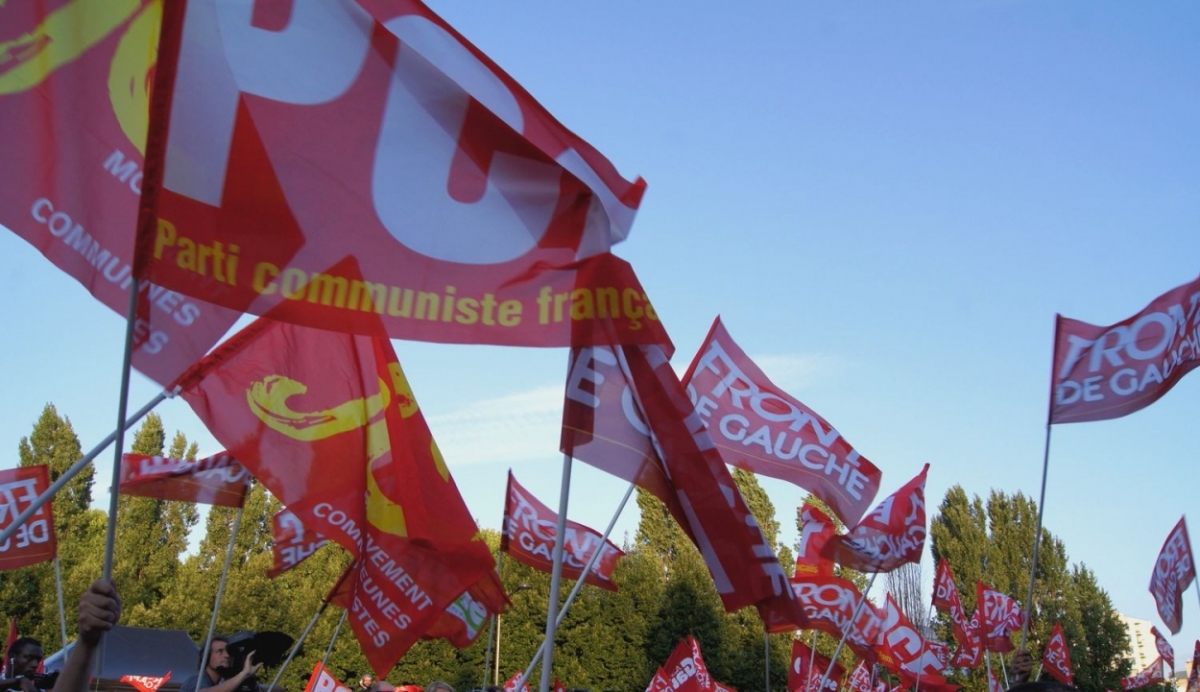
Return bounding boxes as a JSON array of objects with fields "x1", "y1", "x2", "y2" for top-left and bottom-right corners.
[{"x1": 2, "y1": 0, "x2": 1199, "y2": 665}]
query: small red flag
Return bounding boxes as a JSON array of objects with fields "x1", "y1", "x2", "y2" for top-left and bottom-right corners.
[
  {"x1": 661, "y1": 636, "x2": 716, "y2": 692},
  {"x1": 789, "y1": 639, "x2": 843, "y2": 692},
  {"x1": 822, "y1": 465, "x2": 929, "y2": 573},
  {"x1": 268, "y1": 508, "x2": 328, "y2": 578},
  {"x1": 1150, "y1": 626, "x2": 1175, "y2": 671},
  {"x1": 846, "y1": 663, "x2": 874, "y2": 692},
  {"x1": 1121, "y1": 657, "x2": 1165, "y2": 691},
  {"x1": 1149, "y1": 517, "x2": 1196, "y2": 634},
  {"x1": 301, "y1": 662, "x2": 352, "y2": 692},
  {"x1": 975, "y1": 582, "x2": 1022, "y2": 653},
  {"x1": 1041, "y1": 622, "x2": 1074, "y2": 685},
  {"x1": 121, "y1": 673, "x2": 171, "y2": 692},
  {"x1": 120, "y1": 452, "x2": 249, "y2": 508},
  {"x1": 795, "y1": 503, "x2": 837, "y2": 578},
  {"x1": 645, "y1": 667, "x2": 672, "y2": 692},
  {"x1": 0, "y1": 467, "x2": 56, "y2": 570},
  {"x1": 878, "y1": 594, "x2": 946, "y2": 679},
  {"x1": 789, "y1": 574, "x2": 885, "y2": 662}
]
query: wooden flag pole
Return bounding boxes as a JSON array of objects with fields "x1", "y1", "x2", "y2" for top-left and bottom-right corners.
[{"x1": 1020, "y1": 421, "x2": 1053, "y2": 652}]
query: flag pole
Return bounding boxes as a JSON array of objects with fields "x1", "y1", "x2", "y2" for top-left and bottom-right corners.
[
  {"x1": 999, "y1": 653, "x2": 1010, "y2": 689},
  {"x1": 101, "y1": 277, "x2": 141, "y2": 582},
  {"x1": 0, "y1": 392, "x2": 167, "y2": 546},
  {"x1": 520, "y1": 481, "x2": 635, "y2": 688},
  {"x1": 267, "y1": 601, "x2": 329, "y2": 692},
  {"x1": 320, "y1": 609, "x2": 347, "y2": 671},
  {"x1": 482, "y1": 553, "x2": 505, "y2": 690},
  {"x1": 1020, "y1": 421, "x2": 1053, "y2": 652},
  {"x1": 195, "y1": 506, "x2": 245, "y2": 692},
  {"x1": 764, "y1": 632, "x2": 770, "y2": 692},
  {"x1": 816, "y1": 571, "x2": 879, "y2": 692},
  {"x1": 54, "y1": 558, "x2": 68, "y2": 649},
  {"x1": 534, "y1": 452, "x2": 573, "y2": 692},
  {"x1": 806, "y1": 631, "x2": 818, "y2": 692}
]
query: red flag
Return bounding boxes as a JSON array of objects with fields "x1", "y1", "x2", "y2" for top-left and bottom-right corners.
[
  {"x1": 1150, "y1": 517, "x2": 1197, "y2": 634},
  {"x1": 420, "y1": 570, "x2": 507, "y2": 649},
  {"x1": 975, "y1": 583, "x2": 1022, "y2": 653},
  {"x1": 1041, "y1": 622, "x2": 1074, "y2": 685},
  {"x1": 561, "y1": 344, "x2": 804, "y2": 630},
  {"x1": 553, "y1": 679, "x2": 566, "y2": 692},
  {"x1": 1186, "y1": 642, "x2": 1199, "y2": 692},
  {"x1": 501, "y1": 472, "x2": 625, "y2": 591},
  {"x1": 795, "y1": 503, "x2": 837, "y2": 579},
  {"x1": 789, "y1": 574, "x2": 885, "y2": 661},
  {"x1": 986, "y1": 669, "x2": 1004, "y2": 692},
  {"x1": 1151, "y1": 626, "x2": 1175, "y2": 671},
  {"x1": 931, "y1": 559, "x2": 980, "y2": 665},
  {"x1": 1121, "y1": 657, "x2": 1165, "y2": 691},
  {"x1": 120, "y1": 673, "x2": 171, "y2": 692},
  {"x1": 822, "y1": 466, "x2": 928, "y2": 573},
  {"x1": 0, "y1": 3, "x2": 242, "y2": 386},
  {"x1": 789, "y1": 639, "x2": 843, "y2": 692},
  {"x1": 504, "y1": 672, "x2": 531, "y2": 692},
  {"x1": 120, "y1": 452, "x2": 250, "y2": 508},
  {"x1": 302, "y1": 662, "x2": 353, "y2": 692},
  {"x1": 130, "y1": 0, "x2": 666, "y2": 351},
  {"x1": 948, "y1": 608, "x2": 983, "y2": 669},
  {"x1": 661, "y1": 636, "x2": 716, "y2": 692},
  {"x1": 847, "y1": 663, "x2": 874, "y2": 692},
  {"x1": 646, "y1": 667, "x2": 672, "y2": 692},
  {"x1": 714, "y1": 684, "x2": 738, "y2": 692},
  {"x1": 176, "y1": 315, "x2": 494, "y2": 673},
  {"x1": 268, "y1": 508, "x2": 328, "y2": 578},
  {"x1": 877, "y1": 594, "x2": 945, "y2": 680},
  {"x1": 932, "y1": 558, "x2": 957, "y2": 612},
  {"x1": 0, "y1": 466, "x2": 56, "y2": 570},
  {"x1": 1049, "y1": 274, "x2": 1200, "y2": 424},
  {"x1": 681, "y1": 318, "x2": 883, "y2": 525}
]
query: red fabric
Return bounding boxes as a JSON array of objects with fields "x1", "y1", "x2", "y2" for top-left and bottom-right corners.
[
  {"x1": 986, "y1": 669, "x2": 1003, "y2": 692},
  {"x1": 0, "y1": 3, "x2": 241, "y2": 386},
  {"x1": 877, "y1": 594, "x2": 945, "y2": 679},
  {"x1": 822, "y1": 466, "x2": 928, "y2": 573},
  {"x1": 1150, "y1": 626, "x2": 1174, "y2": 671},
  {"x1": 789, "y1": 574, "x2": 884, "y2": 662},
  {"x1": 501, "y1": 472, "x2": 625, "y2": 591},
  {"x1": 1049, "y1": 274, "x2": 1200, "y2": 424},
  {"x1": 0, "y1": 466, "x2": 56, "y2": 570},
  {"x1": 661, "y1": 636, "x2": 716, "y2": 692},
  {"x1": 133, "y1": 1, "x2": 667, "y2": 352},
  {"x1": 947, "y1": 608, "x2": 982, "y2": 668},
  {"x1": 847, "y1": 663, "x2": 874, "y2": 692},
  {"x1": 268, "y1": 508, "x2": 328, "y2": 578},
  {"x1": 932, "y1": 559, "x2": 980, "y2": 667},
  {"x1": 503, "y1": 671, "x2": 530, "y2": 692},
  {"x1": 794, "y1": 504, "x2": 837, "y2": 579},
  {"x1": 119, "y1": 452, "x2": 250, "y2": 508},
  {"x1": 1121, "y1": 657, "x2": 1165, "y2": 691},
  {"x1": 177, "y1": 315, "x2": 495, "y2": 674},
  {"x1": 420, "y1": 570, "x2": 507, "y2": 649},
  {"x1": 120, "y1": 673, "x2": 171, "y2": 692},
  {"x1": 975, "y1": 583, "x2": 1022, "y2": 653},
  {"x1": 681, "y1": 318, "x2": 883, "y2": 525},
  {"x1": 1186, "y1": 642, "x2": 1199, "y2": 692},
  {"x1": 645, "y1": 667, "x2": 672, "y2": 692},
  {"x1": 301, "y1": 662, "x2": 352, "y2": 692},
  {"x1": 561, "y1": 344, "x2": 804, "y2": 630},
  {"x1": 1041, "y1": 622, "x2": 1074, "y2": 685},
  {"x1": 789, "y1": 639, "x2": 843, "y2": 692},
  {"x1": 1149, "y1": 517, "x2": 1196, "y2": 634}
]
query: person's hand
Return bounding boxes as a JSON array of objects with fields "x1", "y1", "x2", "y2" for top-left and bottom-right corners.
[
  {"x1": 77, "y1": 579, "x2": 121, "y2": 647},
  {"x1": 240, "y1": 651, "x2": 263, "y2": 680},
  {"x1": 1011, "y1": 648, "x2": 1034, "y2": 684}
]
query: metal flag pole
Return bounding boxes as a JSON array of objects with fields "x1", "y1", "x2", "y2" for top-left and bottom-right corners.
[
  {"x1": 764, "y1": 633, "x2": 771, "y2": 692},
  {"x1": 816, "y1": 571, "x2": 879, "y2": 692},
  {"x1": 54, "y1": 558, "x2": 68, "y2": 649},
  {"x1": 102, "y1": 277, "x2": 141, "y2": 582},
  {"x1": 268, "y1": 601, "x2": 330, "y2": 692},
  {"x1": 482, "y1": 553, "x2": 505, "y2": 690},
  {"x1": 195, "y1": 506, "x2": 245, "y2": 692},
  {"x1": 535, "y1": 452, "x2": 573, "y2": 692},
  {"x1": 319, "y1": 609, "x2": 348, "y2": 672},
  {"x1": 520, "y1": 481, "x2": 636, "y2": 689},
  {"x1": 806, "y1": 631, "x2": 818, "y2": 692},
  {"x1": 999, "y1": 653, "x2": 1010, "y2": 689},
  {"x1": 913, "y1": 601, "x2": 935, "y2": 692},
  {"x1": 1019, "y1": 421, "x2": 1053, "y2": 653}
]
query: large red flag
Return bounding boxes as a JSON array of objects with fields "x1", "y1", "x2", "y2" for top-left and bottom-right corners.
[
  {"x1": 0, "y1": 1, "x2": 242, "y2": 386},
  {"x1": 129, "y1": 0, "x2": 666, "y2": 351},
  {"x1": 175, "y1": 315, "x2": 495, "y2": 673},
  {"x1": 119, "y1": 452, "x2": 250, "y2": 508},
  {"x1": 1049, "y1": 274, "x2": 1200, "y2": 424},
  {"x1": 1121, "y1": 657, "x2": 1165, "y2": 691},
  {"x1": 561, "y1": 343, "x2": 804, "y2": 631},
  {"x1": 1150, "y1": 626, "x2": 1175, "y2": 671},
  {"x1": 975, "y1": 583, "x2": 1022, "y2": 653},
  {"x1": 789, "y1": 639, "x2": 843, "y2": 692},
  {"x1": 822, "y1": 465, "x2": 928, "y2": 573},
  {"x1": 1186, "y1": 642, "x2": 1199, "y2": 692},
  {"x1": 1041, "y1": 622, "x2": 1074, "y2": 685},
  {"x1": 794, "y1": 503, "x2": 837, "y2": 579},
  {"x1": 682, "y1": 318, "x2": 883, "y2": 525},
  {"x1": 661, "y1": 636, "x2": 716, "y2": 692},
  {"x1": 1150, "y1": 517, "x2": 1197, "y2": 634},
  {"x1": 268, "y1": 508, "x2": 328, "y2": 579},
  {"x1": 0, "y1": 466, "x2": 56, "y2": 570},
  {"x1": 500, "y1": 472, "x2": 625, "y2": 591},
  {"x1": 789, "y1": 574, "x2": 885, "y2": 661}
]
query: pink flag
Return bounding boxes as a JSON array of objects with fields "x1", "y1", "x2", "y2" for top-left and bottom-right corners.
[
  {"x1": 682, "y1": 318, "x2": 883, "y2": 525},
  {"x1": 822, "y1": 465, "x2": 929, "y2": 573},
  {"x1": 1150, "y1": 517, "x2": 1196, "y2": 634},
  {"x1": 975, "y1": 583, "x2": 1022, "y2": 653},
  {"x1": 120, "y1": 452, "x2": 250, "y2": 508},
  {"x1": 1151, "y1": 626, "x2": 1175, "y2": 670},
  {"x1": 1041, "y1": 622, "x2": 1074, "y2": 685},
  {"x1": 795, "y1": 503, "x2": 837, "y2": 579},
  {"x1": 1050, "y1": 274, "x2": 1200, "y2": 423}
]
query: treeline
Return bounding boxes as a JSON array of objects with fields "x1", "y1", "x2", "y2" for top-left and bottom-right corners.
[{"x1": 3, "y1": 406, "x2": 1137, "y2": 692}]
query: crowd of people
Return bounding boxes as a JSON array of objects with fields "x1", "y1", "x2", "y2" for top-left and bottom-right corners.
[{"x1": 354, "y1": 674, "x2": 455, "y2": 692}]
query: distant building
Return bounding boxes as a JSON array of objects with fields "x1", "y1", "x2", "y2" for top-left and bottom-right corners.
[{"x1": 1119, "y1": 614, "x2": 1157, "y2": 672}]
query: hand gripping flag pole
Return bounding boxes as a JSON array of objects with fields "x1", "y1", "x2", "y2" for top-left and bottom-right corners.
[{"x1": 816, "y1": 571, "x2": 879, "y2": 692}]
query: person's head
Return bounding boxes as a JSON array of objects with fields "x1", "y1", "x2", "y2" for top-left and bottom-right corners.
[
  {"x1": 359, "y1": 675, "x2": 376, "y2": 689},
  {"x1": 6, "y1": 638, "x2": 42, "y2": 678},
  {"x1": 200, "y1": 637, "x2": 232, "y2": 676},
  {"x1": 424, "y1": 681, "x2": 454, "y2": 692}
]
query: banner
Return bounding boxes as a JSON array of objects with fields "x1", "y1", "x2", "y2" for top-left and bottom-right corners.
[
  {"x1": 682, "y1": 318, "x2": 882, "y2": 525},
  {"x1": 789, "y1": 639, "x2": 843, "y2": 692},
  {"x1": 1120, "y1": 657, "x2": 1164, "y2": 691},
  {"x1": 1041, "y1": 622, "x2": 1073, "y2": 685},
  {"x1": 789, "y1": 574, "x2": 885, "y2": 661},
  {"x1": 975, "y1": 583, "x2": 1022, "y2": 653},
  {"x1": 877, "y1": 594, "x2": 945, "y2": 679},
  {"x1": 561, "y1": 343, "x2": 804, "y2": 631},
  {"x1": 1150, "y1": 626, "x2": 1174, "y2": 671},
  {"x1": 120, "y1": 673, "x2": 171, "y2": 692},
  {"x1": 501, "y1": 472, "x2": 625, "y2": 591},
  {"x1": 661, "y1": 636, "x2": 716, "y2": 692},
  {"x1": 1149, "y1": 517, "x2": 1196, "y2": 634},
  {"x1": 822, "y1": 465, "x2": 928, "y2": 573},
  {"x1": 177, "y1": 315, "x2": 496, "y2": 673},
  {"x1": 120, "y1": 452, "x2": 250, "y2": 508},
  {"x1": 302, "y1": 662, "x2": 352, "y2": 692},
  {"x1": 0, "y1": 466, "x2": 56, "y2": 570},
  {"x1": 795, "y1": 503, "x2": 837, "y2": 578},
  {"x1": 1050, "y1": 274, "x2": 1200, "y2": 423},
  {"x1": 269, "y1": 508, "x2": 328, "y2": 578},
  {"x1": 0, "y1": 1, "x2": 242, "y2": 386},
  {"x1": 129, "y1": 0, "x2": 668, "y2": 351},
  {"x1": 932, "y1": 559, "x2": 980, "y2": 665}
]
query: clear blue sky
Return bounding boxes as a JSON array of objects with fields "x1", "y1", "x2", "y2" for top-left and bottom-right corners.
[{"x1": 2, "y1": 0, "x2": 1199, "y2": 665}]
